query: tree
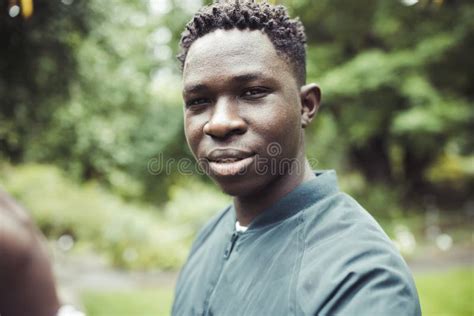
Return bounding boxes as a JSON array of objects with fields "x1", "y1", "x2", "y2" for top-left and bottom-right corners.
[{"x1": 290, "y1": 0, "x2": 473, "y2": 209}]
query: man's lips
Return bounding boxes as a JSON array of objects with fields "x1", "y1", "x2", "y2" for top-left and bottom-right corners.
[
  {"x1": 205, "y1": 148, "x2": 255, "y2": 176},
  {"x1": 206, "y1": 148, "x2": 254, "y2": 162}
]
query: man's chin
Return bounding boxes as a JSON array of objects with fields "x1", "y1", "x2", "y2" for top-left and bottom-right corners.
[
  {"x1": 219, "y1": 185, "x2": 250, "y2": 197},
  {"x1": 211, "y1": 174, "x2": 265, "y2": 197}
]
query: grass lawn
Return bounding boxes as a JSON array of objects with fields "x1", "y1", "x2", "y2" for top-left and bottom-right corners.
[
  {"x1": 81, "y1": 267, "x2": 473, "y2": 316},
  {"x1": 415, "y1": 267, "x2": 474, "y2": 316},
  {"x1": 81, "y1": 288, "x2": 174, "y2": 316}
]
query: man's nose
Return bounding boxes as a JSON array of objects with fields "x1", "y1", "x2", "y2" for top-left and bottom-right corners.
[{"x1": 203, "y1": 97, "x2": 247, "y2": 139}]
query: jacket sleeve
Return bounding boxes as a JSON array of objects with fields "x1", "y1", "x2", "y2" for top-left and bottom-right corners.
[
  {"x1": 297, "y1": 217, "x2": 421, "y2": 316},
  {"x1": 315, "y1": 253, "x2": 422, "y2": 316}
]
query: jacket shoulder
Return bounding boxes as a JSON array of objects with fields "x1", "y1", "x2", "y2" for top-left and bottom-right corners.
[{"x1": 298, "y1": 192, "x2": 421, "y2": 315}]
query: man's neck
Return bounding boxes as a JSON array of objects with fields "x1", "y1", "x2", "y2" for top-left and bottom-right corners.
[{"x1": 233, "y1": 159, "x2": 315, "y2": 226}]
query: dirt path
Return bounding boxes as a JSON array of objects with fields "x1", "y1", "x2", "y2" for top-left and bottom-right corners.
[{"x1": 407, "y1": 244, "x2": 474, "y2": 273}]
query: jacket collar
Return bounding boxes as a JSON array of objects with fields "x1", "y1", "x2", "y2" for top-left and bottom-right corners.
[{"x1": 231, "y1": 170, "x2": 339, "y2": 230}]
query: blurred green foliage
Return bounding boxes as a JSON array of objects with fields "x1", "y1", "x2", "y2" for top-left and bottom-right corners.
[
  {"x1": 1, "y1": 0, "x2": 188, "y2": 204},
  {"x1": 295, "y1": 0, "x2": 474, "y2": 210},
  {"x1": 0, "y1": 0, "x2": 473, "y2": 269},
  {"x1": 0, "y1": 163, "x2": 227, "y2": 269},
  {"x1": 0, "y1": 163, "x2": 182, "y2": 269}
]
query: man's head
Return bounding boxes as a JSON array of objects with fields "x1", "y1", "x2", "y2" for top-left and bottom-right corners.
[
  {"x1": 178, "y1": 0, "x2": 307, "y2": 86},
  {"x1": 179, "y1": 0, "x2": 321, "y2": 197}
]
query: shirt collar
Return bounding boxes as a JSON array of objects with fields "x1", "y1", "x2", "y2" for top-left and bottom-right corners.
[
  {"x1": 235, "y1": 221, "x2": 248, "y2": 232},
  {"x1": 231, "y1": 170, "x2": 339, "y2": 230}
]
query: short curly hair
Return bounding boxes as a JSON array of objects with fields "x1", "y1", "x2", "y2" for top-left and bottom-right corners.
[{"x1": 178, "y1": 0, "x2": 307, "y2": 85}]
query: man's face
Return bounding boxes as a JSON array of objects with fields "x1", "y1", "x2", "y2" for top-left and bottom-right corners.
[{"x1": 182, "y1": 29, "x2": 304, "y2": 196}]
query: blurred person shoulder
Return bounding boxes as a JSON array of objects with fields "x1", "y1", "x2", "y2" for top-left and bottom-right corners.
[
  {"x1": 0, "y1": 189, "x2": 60, "y2": 316},
  {"x1": 0, "y1": 189, "x2": 44, "y2": 271}
]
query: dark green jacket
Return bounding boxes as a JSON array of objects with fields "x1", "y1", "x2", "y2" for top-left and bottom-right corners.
[{"x1": 172, "y1": 171, "x2": 421, "y2": 315}]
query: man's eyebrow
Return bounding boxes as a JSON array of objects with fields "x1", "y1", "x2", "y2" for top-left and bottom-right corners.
[
  {"x1": 231, "y1": 73, "x2": 263, "y2": 83},
  {"x1": 183, "y1": 83, "x2": 208, "y2": 94}
]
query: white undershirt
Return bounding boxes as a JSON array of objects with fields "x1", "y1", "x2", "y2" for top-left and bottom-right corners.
[
  {"x1": 57, "y1": 305, "x2": 85, "y2": 316},
  {"x1": 235, "y1": 221, "x2": 248, "y2": 233}
]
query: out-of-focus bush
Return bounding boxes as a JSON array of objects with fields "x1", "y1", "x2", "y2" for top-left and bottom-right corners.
[
  {"x1": 339, "y1": 171, "x2": 403, "y2": 218},
  {"x1": 0, "y1": 163, "x2": 222, "y2": 270},
  {"x1": 164, "y1": 179, "x2": 230, "y2": 242}
]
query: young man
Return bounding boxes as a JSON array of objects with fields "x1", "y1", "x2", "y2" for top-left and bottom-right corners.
[{"x1": 172, "y1": 1, "x2": 421, "y2": 315}]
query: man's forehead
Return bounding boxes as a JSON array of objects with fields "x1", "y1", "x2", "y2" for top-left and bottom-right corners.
[
  {"x1": 183, "y1": 29, "x2": 292, "y2": 86},
  {"x1": 185, "y1": 29, "x2": 273, "y2": 62}
]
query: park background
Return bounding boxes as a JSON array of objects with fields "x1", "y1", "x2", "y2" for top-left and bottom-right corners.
[{"x1": 1, "y1": 0, "x2": 473, "y2": 315}]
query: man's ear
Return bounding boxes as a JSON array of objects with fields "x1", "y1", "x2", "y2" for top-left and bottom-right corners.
[{"x1": 300, "y1": 83, "x2": 321, "y2": 128}]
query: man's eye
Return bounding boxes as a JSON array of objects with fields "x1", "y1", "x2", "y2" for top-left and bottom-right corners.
[
  {"x1": 186, "y1": 98, "x2": 210, "y2": 108},
  {"x1": 241, "y1": 88, "x2": 269, "y2": 100}
]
